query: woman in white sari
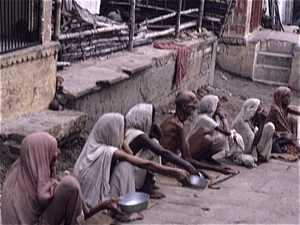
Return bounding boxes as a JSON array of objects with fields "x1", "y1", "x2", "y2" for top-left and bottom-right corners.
[
  {"x1": 231, "y1": 98, "x2": 275, "y2": 162},
  {"x1": 125, "y1": 103, "x2": 197, "y2": 198},
  {"x1": 188, "y1": 95, "x2": 231, "y2": 164},
  {"x1": 74, "y1": 113, "x2": 189, "y2": 221},
  {"x1": 188, "y1": 95, "x2": 257, "y2": 168}
]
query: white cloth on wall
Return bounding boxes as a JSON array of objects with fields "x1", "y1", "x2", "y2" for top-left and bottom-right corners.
[{"x1": 74, "y1": 0, "x2": 101, "y2": 14}]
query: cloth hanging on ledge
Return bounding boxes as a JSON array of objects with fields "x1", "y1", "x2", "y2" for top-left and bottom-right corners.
[{"x1": 153, "y1": 41, "x2": 187, "y2": 88}]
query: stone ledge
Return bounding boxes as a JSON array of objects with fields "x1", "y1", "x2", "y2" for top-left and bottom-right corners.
[
  {"x1": 0, "y1": 109, "x2": 87, "y2": 147},
  {"x1": 0, "y1": 41, "x2": 60, "y2": 69},
  {"x1": 58, "y1": 37, "x2": 217, "y2": 100}
]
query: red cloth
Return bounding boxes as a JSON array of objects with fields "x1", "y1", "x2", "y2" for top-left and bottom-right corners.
[{"x1": 153, "y1": 41, "x2": 187, "y2": 88}]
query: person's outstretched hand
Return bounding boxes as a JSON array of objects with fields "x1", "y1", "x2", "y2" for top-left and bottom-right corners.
[
  {"x1": 175, "y1": 168, "x2": 190, "y2": 185},
  {"x1": 103, "y1": 197, "x2": 127, "y2": 215}
]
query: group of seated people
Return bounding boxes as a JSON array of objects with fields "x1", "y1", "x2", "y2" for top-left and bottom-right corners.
[{"x1": 1, "y1": 86, "x2": 299, "y2": 224}]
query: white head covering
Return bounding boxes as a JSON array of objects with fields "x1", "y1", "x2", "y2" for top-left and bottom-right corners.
[
  {"x1": 241, "y1": 98, "x2": 260, "y2": 121},
  {"x1": 74, "y1": 113, "x2": 124, "y2": 207},
  {"x1": 199, "y1": 95, "x2": 219, "y2": 117},
  {"x1": 125, "y1": 103, "x2": 153, "y2": 145},
  {"x1": 231, "y1": 98, "x2": 260, "y2": 154}
]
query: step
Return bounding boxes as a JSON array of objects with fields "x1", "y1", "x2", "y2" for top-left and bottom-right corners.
[
  {"x1": 256, "y1": 51, "x2": 293, "y2": 68},
  {"x1": 260, "y1": 39, "x2": 294, "y2": 54},
  {"x1": 0, "y1": 109, "x2": 87, "y2": 154},
  {"x1": 253, "y1": 64, "x2": 291, "y2": 85}
]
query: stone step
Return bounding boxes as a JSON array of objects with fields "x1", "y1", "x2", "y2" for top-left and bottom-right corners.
[
  {"x1": 256, "y1": 51, "x2": 293, "y2": 68},
  {"x1": 0, "y1": 109, "x2": 87, "y2": 155},
  {"x1": 259, "y1": 39, "x2": 294, "y2": 54},
  {"x1": 253, "y1": 64, "x2": 291, "y2": 86}
]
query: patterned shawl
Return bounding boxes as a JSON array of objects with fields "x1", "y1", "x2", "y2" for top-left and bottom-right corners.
[{"x1": 266, "y1": 86, "x2": 291, "y2": 133}]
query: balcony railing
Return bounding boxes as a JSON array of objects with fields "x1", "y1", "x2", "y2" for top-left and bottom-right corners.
[{"x1": 0, "y1": 0, "x2": 41, "y2": 54}]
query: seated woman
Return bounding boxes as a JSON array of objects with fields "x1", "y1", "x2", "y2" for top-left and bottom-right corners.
[
  {"x1": 73, "y1": 113, "x2": 190, "y2": 222},
  {"x1": 266, "y1": 86, "x2": 300, "y2": 156},
  {"x1": 1, "y1": 132, "x2": 124, "y2": 225},
  {"x1": 231, "y1": 98, "x2": 275, "y2": 164},
  {"x1": 124, "y1": 103, "x2": 198, "y2": 199},
  {"x1": 188, "y1": 95, "x2": 233, "y2": 165}
]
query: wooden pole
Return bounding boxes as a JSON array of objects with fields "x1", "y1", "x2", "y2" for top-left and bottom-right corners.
[
  {"x1": 176, "y1": 0, "x2": 182, "y2": 39},
  {"x1": 54, "y1": 0, "x2": 62, "y2": 41},
  {"x1": 140, "y1": 8, "x2": 198, "y2": 27},
  {"x1": 128, "y1": 0, "x2": 135, "y2": 51},
  {"x1": 145, "y1": 21, "x2": 197, "y2": 39},
  {"x1": 59, "y1": 24, "x2": 128, "y2": 41},
  {"x1": 197, "y1": 0, "x2": 205, "y2": 32}
]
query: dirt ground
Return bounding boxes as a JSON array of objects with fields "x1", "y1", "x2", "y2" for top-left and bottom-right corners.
[{"x1": 1, "y1": 66, "x2": 300, "y2": 186}]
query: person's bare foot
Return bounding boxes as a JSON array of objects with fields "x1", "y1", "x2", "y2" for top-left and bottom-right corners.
[{"x1": 140, "y1": 184, "x2": 166, "y2": 199}]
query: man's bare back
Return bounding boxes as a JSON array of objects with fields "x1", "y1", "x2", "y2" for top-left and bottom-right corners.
[{"x1": 159, "y1": 115, "x2": 183, "y2": 155}]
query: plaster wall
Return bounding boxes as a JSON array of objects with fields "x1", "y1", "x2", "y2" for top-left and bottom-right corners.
[
  {"x1": 67, "y1": 39, "x2": 217, "y2": 132},
  {"x1": 216, "y1": 39, "x2": 257, "y2": 79},
  {"x1": 0, "y1": 42, "x2": 60, "y2": 124},
  {"x1": 289, "y1": 45, "x2": 300, "y2": 91}
]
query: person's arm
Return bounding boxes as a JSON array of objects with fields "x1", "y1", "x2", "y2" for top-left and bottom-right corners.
[
  {"x1": 113, "y1": 149, "x2": 190, "y2": 184},
  {"x1": 177, "y1": 124, "x2": 235, "y2": 174},
  {"x1": 121, "y1": 142, "x2": 133, "y2": 155},
  {"x1": 253, "y1": 122, "x2": 264, "y2": 145},
  {"x1": 133, "y1": 134, "x2": 198, "y2": 175},
  {"x1": 287, "y1": 106, "x2": 300, "y2": 116},
  {"x1": 85, "y1": 197, "x2": 126, "y2": 220},
  {"x1": 252, "y1": 111, "x2": 266, "y2": 145},
  {"x1": 214, "y1": 109, "x2": 231, "y2": 135}
]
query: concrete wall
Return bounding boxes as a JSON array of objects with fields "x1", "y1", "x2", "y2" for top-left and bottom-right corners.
[
  {"x1": 66, "y1": 38, "x2": 218, "y2": 132},
  {"x1": 216, "y1": 37, "x2": 257, "y2": 79},
  {"x1": 289, "y1": 44, "x2": 300, "y2": 91},
  {"x1": 0, "y1": 42, "x2": 60, "y2": 124}
]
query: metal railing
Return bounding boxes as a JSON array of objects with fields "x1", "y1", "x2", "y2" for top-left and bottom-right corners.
[{"x1": 0, "y1": 0, "x2": 42, "y2": 54}]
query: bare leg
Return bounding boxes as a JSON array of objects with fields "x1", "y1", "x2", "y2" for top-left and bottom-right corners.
[
  {"x1": 39, "y1": 176, "x2": 84, "y2": 225},
  {"x1": 139, "y1": 172, "x2": 166, "y2": 199},
  {"x1": 189, "y1": 127, "x2": 214, "y2": 160}
]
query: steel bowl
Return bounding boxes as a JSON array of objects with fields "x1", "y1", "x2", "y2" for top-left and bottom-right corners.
[
  {"x1": 283, "y1": 133, "x2": 297, "y2": 141},
  {"x1": 118, "y1": 192, "x2": 149, "y2": 213},
  {"x1": 189, "y1": 173, "x2": 208, "y2": 189}
]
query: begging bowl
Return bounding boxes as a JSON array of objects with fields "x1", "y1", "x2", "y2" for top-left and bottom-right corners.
[
  {"x1": 283, "y1": 133, "x2": 297, "y2": 141},
  {"x1": 118, "y1": 192, "x2": 149, "y2": 213},
  {"x1": 189, "y1": 174, "x2": 208, "y2": 189}
]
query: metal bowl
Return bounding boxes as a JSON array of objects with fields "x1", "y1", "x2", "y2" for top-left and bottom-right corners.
[
  {"x1": 189, "y1": 174, "x2": 208, "y2": 189},
  {"x1": 118, "y1": 192, "x2": 149, "y2": 213},
  {"x1": 283, "y1": 133, "x2": 297, "y2": 141}
]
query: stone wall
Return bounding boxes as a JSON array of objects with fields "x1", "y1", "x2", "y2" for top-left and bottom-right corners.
[
  {"x1": 216, "y1": 37, "x2": 256, "y2": 79},
  {"x1": 289, "y1": 44, "x2": 300, "y2": 91},
  {"x1": 65, "y1": 37, "x2": 218, "y2": 132},
  {"x1": 0, "y1": 42, "x2": 60, "y2": 124}
]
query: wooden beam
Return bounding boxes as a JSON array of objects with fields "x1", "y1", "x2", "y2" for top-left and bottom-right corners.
[
  {"x1": 128, "y1": 0, "x2": 135, "y2": 51},
  {"x1": 176, "y1": 0, "x2": 182, "y2": 39}
]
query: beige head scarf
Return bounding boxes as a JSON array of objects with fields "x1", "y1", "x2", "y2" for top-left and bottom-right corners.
[
  {"x1": 126, "y1": 103, "x2": 153, "y2": 135},
  {"x1": 2, "y1": 132, "x2": 59, "y2": 224},
  {"x1": 74, "y1": 113, "x2": 124, "y2": 207},
  {"x1": 125, "y1": 103, "x2": 153, "y2": 145},
  {"x1": 199, "y1": 95, "x2": 219, "y2": 117},
  {"x1": 231, "y1": 98, "x2": 260, "y2": 153},
  {"x1": 188, "y1": 95, "x2": 219, "y2": 138}
]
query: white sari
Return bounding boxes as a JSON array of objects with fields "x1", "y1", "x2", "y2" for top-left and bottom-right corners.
[
  {"x1": 74, "y1": 113, "x2": 135, "y2": 207},
  {"x1": 231, "y1": 98, "x2": 275, "y2": 161},
  {"x1": 125, "y1": 103, "x2": 160, "y2": 190},
  {"x1": 188, "y1": 95, "x2": 229, "y2": 152}
]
